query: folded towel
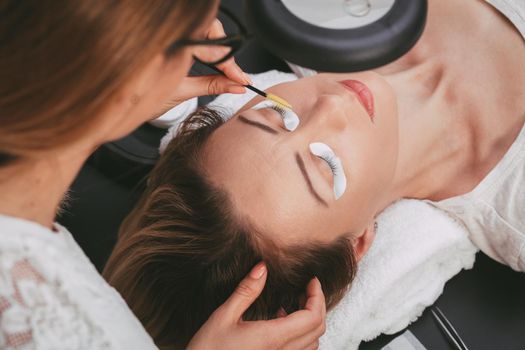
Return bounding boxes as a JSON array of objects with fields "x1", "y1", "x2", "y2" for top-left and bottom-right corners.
[
  {"x1": 321, "y1": 199, "x2": 477, "y2": 349},
  {"x1": 159, "y1": 71, "x2": 479, "y2": 349}
]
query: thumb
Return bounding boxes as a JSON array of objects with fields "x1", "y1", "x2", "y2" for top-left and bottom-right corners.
[{"x1": 221, "y1": 262, "x2": 267, "y2": 322}]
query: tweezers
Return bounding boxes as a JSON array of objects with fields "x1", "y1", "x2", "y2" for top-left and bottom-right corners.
[{"x1": 431, "y1": 306, "x2": 469, "y2": 350}]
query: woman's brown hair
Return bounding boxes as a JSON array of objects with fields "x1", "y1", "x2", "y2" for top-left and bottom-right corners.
[
  {"x1": 0, "y1": 0, "x2": 216, "y2": 164},
  {"x1": 103, "y1": 108, "x2": 358, "y2": 349}
]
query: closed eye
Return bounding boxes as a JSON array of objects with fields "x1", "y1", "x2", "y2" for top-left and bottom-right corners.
[
  {"x1": 309, "y1": 142, "x2": 347, "y2": 200},
  {"x1": 269, "y1": 104, "x2": 287, "y2": 117},
  {"x1": 252, "y1": 100, "x2": 300, "y2": 131},
  {"x1": 322, "y1": 154, "x2": 340, "y2": 175}
]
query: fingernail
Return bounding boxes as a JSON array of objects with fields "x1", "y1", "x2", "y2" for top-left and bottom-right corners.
[
  {"x1": 250, "y1": 263, "x2": 266, "y2": 279},
  {"x1": 235, "y1": 65, "x2": 250, "y2": 85},
  {"x1": 243, "y1": 72, "x2": 253, "y2": 85}
]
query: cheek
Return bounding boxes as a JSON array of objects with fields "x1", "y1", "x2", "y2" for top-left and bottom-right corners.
[
  {"x1": 373, "y1": 80, "x2": 399, "y2": 180},
  {"x1": 136, "y1": 52, "x2": 195, "y2": 118},
  {"x1": 383, "y1": 103, "x2": 400, "y2": 177},
  {"x1": 345, "y1": 128, "x2": 395, "y2": 211},
  {"x1": 366, "y1": 126, "x2": 398, "y2": 188}
]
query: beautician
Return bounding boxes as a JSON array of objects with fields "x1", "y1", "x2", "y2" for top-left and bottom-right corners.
[{"x1": 0, "y1": 1, "x2": 326, "y2": 349}]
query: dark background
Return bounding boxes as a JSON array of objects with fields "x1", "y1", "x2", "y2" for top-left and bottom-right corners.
[{"x1": 57, "y1": 0, "x2": 525, "y2": 349}]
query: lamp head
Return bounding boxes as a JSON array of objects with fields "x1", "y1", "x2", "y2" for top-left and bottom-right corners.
[{"x1": 244, "y1": 0, "x2": 428, "y2": 72}]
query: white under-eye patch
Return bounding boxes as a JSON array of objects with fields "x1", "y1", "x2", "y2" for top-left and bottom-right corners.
[
  {"x1": 309, "y1": 142, "x2": 347, "y2": 200},
  {"x1": 252, "y1": 100, "x2": 300, "y2": 131}
]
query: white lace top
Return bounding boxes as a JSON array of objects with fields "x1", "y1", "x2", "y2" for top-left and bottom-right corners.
[{"x1": 0, "y1": 214, "x2": 157, "y2": 350}]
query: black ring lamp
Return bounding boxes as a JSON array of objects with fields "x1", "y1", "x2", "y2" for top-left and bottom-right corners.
[{"x1": 244, "y1": 0, "x2": 428, "y2": 72}]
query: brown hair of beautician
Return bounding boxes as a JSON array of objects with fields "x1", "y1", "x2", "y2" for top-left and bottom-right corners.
[
  {"x1": 103, "y1": 108, "x2": 358, "y2": 349},
  {"x1": 0, "y1": 0, "x2": 216, "y2": 165}
]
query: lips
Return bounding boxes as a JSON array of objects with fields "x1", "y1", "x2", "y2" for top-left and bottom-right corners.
[{"x1": 338, "y1": 80, "x2": 375, "y2": 120}]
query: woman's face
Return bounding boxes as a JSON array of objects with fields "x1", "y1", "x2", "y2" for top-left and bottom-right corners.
[{"x1": 202, "y1": 72, "x2": 399, "y2": 248}]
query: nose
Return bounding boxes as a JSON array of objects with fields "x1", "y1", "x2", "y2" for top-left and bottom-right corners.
[{"x1": 300, "y1": 94, "x2": 349, "y2": 133}]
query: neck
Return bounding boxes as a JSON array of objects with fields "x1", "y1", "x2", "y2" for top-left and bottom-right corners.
[
  {"x1": 0, "y1": 146, "x2": 91, "y2": 229},
  {"x1": 384, "y1": 60, "x2": 460, "y2": 202},
  {"x1": 380, "y1": 0, "x2": 525, "y2": 207}
]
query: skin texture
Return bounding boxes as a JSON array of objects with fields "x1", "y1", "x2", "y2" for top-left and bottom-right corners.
[{"x1": 202, "y1": 0, "x2": 525, "y2": 256}]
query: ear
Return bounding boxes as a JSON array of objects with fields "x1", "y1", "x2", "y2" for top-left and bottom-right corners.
[{"x1": 352, "y1": 221, "x2": 376, "y2": 261}]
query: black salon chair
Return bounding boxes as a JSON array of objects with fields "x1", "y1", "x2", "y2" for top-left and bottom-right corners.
[{"x1": 57, "y1": 1, "x2": 525, "y2": 349}]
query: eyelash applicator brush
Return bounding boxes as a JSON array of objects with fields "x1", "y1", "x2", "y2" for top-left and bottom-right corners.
[{"x1": 206, "y1": 64, "x2": 293, "y2": 110}]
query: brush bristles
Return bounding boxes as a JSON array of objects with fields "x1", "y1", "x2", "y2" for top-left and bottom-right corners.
[{"x1": 266, "y1": 93, "x2": 293, "y2": 109}]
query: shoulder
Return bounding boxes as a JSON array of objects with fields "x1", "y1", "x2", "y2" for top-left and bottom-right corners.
[
  {"x1": 0, "y1": 220, "x2": 157, "y2": 350},
  {"x1": 0, "y1": 236, "x2": 115, "y2": 349}
]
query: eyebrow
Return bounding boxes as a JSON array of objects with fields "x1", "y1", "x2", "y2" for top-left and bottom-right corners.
[
  {"x1": 237, "y1": 115, "x2": 328, "y2": 206},
  {"x1": 238, "y1": 115, "x2": 278, "y2": 134},
  {"x1": 295, "y1": 153, "x2": 329, "y2": 207}
]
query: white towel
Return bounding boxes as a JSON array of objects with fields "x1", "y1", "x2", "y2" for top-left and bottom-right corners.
[
  {"x1": 159, "y1": 71, "x2": 479, "y2": 349},
  {"x1": 321, "y1": 199, "x2": 477, "y2": 349},
  {"x1": 150, "y1": 97, "x2": 198, "y2": 129}
]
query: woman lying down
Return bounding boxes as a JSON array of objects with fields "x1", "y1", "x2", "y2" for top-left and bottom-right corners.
[{"x1": 104, "y1": 0, "x2": 525, "y2": 348}]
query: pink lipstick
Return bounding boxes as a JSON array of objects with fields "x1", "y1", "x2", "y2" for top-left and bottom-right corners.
[{"x1": 338, "y1": 80, "x2": 375, "y2": 120}]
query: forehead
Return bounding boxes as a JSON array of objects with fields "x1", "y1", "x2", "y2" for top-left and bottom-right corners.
[{"x1": 202, "y1": 116, "x2": 323, "y2": 244}]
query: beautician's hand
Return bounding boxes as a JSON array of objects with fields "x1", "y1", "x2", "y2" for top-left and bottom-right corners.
[
  {"x1": 187, "y1": 263, "x2": 327, "y2": 350},
  {"x1": 170, "y1": 19, "x2": 251, "y2": 105}
]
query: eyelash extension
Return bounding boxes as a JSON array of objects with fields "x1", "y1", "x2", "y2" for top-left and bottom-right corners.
[
  {"x1": 252, "y1": 100, "x2": 300, "y2": 131},
  {"x1": 269, "y1": 104, "x2": 286, "y2": 116},
  {"x1": 323, "y1": 154, "x2": 340, "y2": 174},
  {"x1": 309, "y1": 142, "x2": 347, "y2": 200},
  {"x1": 309, "y1": 145, "x2": 339, "y2": 175}
]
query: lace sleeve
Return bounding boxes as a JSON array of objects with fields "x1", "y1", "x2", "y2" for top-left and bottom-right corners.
[{"x1": 0, "y1": 255, "x2": 111, "y2": 350}]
